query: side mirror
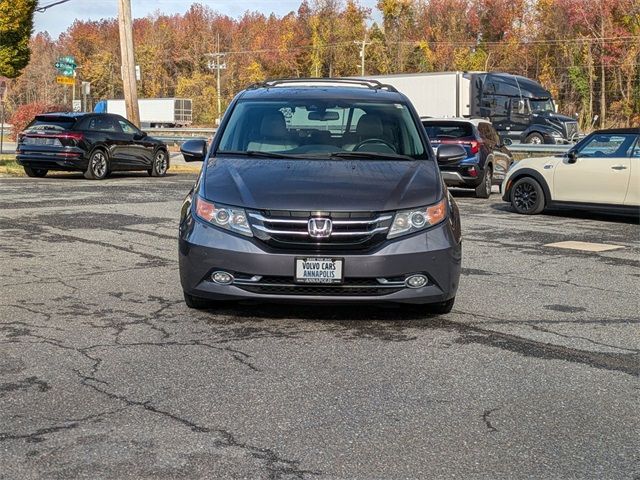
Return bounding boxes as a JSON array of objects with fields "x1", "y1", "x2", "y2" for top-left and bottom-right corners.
[
  {"x1": 181, "y1": 139, "x2": 207, "y2": 162},
  {"x1": 436, "y1": 144, "x2": 467, "y2": 164},
  {"x1": 502, "y1": 138, "x2": 513, "y2": 146},
  {"x1": 567, "y1": 151, "x2": 578, "y2": 164}
]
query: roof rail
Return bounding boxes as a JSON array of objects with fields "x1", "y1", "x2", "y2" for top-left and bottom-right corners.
[{"x1": 247, "y1": 77, "x2": 398, "y2": 93}]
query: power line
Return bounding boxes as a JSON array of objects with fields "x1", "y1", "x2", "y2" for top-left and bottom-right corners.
[{"x1": 35, "y1": 0, "x2": 73, "y2": 13}]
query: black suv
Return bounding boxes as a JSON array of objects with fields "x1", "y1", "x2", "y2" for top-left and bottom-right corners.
[
  {"x1": 178, "y1": 79, "x2": 463, "y2": 313},
  {"x1": 16, "y1": 112, "x2": 169, "y2": 179},
  {"x1": 422, "y1": 118, "x2": 513, "y2": 198}
]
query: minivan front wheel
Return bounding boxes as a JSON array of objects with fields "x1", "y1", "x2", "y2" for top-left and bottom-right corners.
[
  {"x1": 149, "y1": 150, "x2": 168, "y2": 177},
  {"x1": 426, "y1": 297, "x2": 455, "y2": 315},
  {"x1": 183, "y1": 291, "x2": 213, "y2": 309},
  {"x1": 24, "y1": 166, "x2": 48, "y2": 178},
  {"x1": 510, "y1": 177, "x2": 545, "y2": 214},
  {"x1": 84, "y1": 150, "x2": 109, "y2": 180}
]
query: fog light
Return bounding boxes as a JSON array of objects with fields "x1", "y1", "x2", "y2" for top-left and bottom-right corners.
[
  {"x1": 405, "y1": 274, "x2": 428, "y2": 289},
  {"x1": 467, "y1": 166, "x2": 478, "y2": 177},
  {"x1": 211, "y1": 271, "x2": 234, "y2": 285}
]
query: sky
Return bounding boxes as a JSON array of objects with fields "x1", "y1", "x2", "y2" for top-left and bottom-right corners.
[{"x1": 34, "y1": 0, "x2": 382, "y2": 38}]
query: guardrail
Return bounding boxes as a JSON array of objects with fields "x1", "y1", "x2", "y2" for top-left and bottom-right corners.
[
  {"x1": 507, "y1": 144, "x2": 571, "y2": 153},
  {"x1": 146, "y1": 128, "x2": 216, "y2": 146}
]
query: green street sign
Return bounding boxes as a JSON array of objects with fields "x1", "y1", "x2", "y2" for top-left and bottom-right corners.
[{"x1": 54, "y1": 56, "x2": 77, "y2": 76}]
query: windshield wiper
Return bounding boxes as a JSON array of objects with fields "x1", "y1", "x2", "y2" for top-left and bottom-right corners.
[
  {"x1": 217, "y1": 150, "x2": 302, "y2": 159},
  {"x1": 327, "y1": 151, "x2": 416, "y2": 161}
]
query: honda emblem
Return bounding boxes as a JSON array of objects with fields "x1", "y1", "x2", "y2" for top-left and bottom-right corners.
[{"x1": 308, "y1": 218, "x2": 332, "y2": 238}]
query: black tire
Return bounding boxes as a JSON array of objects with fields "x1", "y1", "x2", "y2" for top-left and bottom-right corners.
[
  {"x1": 524, "y1": 132, "x2": 544, "y2": 144},
  {"x1": 183, "y1": 291, "x2": 213, "y2": 309},
  {"x1": 149, "y1": 149, "x2": 169, "y2": 177},
  {"x1": 84, "y1": 149, "x2": 109, "y2": 180},
  {"x1": 510, "y1": 177, "x2": 545, "y2": 215},
  {"x1": 475, "y1": 165, "x2": 492, "y2": 198},
  {"x1": 23, "y1": 166, "x2": 48, "y2": 178},
  {"x1": 426, "y1": 297, "x2": 455, "y2": 315}
]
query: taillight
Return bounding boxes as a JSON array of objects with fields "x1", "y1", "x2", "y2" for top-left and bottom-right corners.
[
  {"x1": 439, "y1": 139, "x2": 481, "y2": 155},
  {"x1": 59, "y1": 132, "x2": 84, "y2": 142}
]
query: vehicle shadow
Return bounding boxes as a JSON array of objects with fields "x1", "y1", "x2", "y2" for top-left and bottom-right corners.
[
  {"x1": 44, "y1": 172, "x2": 182, "y2": 180},
  {"x1": 212, "y1": 301, "x2": 447, "y2": 324},
  {"x1": 489, "y1": 202, "x2": 640, "y2": 224}
]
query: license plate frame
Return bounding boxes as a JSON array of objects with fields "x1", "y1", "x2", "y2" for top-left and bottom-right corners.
[{"x1": 295, "y1": 257, "x2": 344, "y2": 284}]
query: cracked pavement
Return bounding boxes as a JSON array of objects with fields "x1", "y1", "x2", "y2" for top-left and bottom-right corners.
[{"x1": 0, "y1": 173, "x2": 638, "y2": 479}]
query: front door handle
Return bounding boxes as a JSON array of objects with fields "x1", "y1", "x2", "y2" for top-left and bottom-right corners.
[{"x1": 611, "y1": 165, "x2": 627, "y2": 170}]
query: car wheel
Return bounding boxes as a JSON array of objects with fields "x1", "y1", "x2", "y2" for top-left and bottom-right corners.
[
  {"x1": 23, "y1": 166, "x2": 48, "y2": 178},
  {"x1": 426, "y1": 297, "x2": 455, "y2": 315},
  {"x1": 149, "y1": 150, "x2": 169, "y2": 177},
  {"x1": 524, "y1": 133, "x2": 544, "y2": 144},
  {"x1": 183, "y1": 291, "x2": 213, "y2": 309},
  {"x1": 84, "y1": 150, "x2": 109, "y2": 180},
  {"x1": 510, "y1": 177, "x2": 545, "y2": 214},
  {"x1": 475, "y1": 165, "x2": 492, "y2": 198}
]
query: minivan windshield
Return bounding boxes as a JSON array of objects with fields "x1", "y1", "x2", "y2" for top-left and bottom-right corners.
[{"x1": 217, "y1": 99, "x2": 427, "y2": 159}]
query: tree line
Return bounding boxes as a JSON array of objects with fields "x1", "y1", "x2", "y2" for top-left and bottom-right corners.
[{"x1": 4, "y1": 0, "x2": 640, "y2": 129}]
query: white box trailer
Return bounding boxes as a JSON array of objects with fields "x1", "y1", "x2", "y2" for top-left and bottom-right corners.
[
  {"x1": 365, "y1": 72, "x2": 472, "y2": 118},
  {"x1": 94, "y1": 98, "x2": 192, "y2": 128}
]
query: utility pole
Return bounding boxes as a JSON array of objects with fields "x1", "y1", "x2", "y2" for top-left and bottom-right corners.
[
  {"x1": 355, "y1": 39, "x2": 371, "y2": 77},
  {"x1": 206, "y1": 33, "x2": 226, "y2": 125},
  {"x1": 118, "y1": 0, "x2": 140, "y2": 127}
]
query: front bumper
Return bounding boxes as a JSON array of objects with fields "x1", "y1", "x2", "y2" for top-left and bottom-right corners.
[{"x1": 179, "y1": 216, "x2": 462, "y2": 305}]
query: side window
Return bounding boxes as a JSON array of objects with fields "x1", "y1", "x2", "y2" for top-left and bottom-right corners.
[
  {"x1": 478, "y1": 123, "x2": 496, "y2": 147},
  {"x1": 118, "y1": 119, "x2": 138, "y2": 135},
  {"x1": 631, "y1": 136, "x2": 640, "y2": 158},
  {"x1": 87, "y1": 116, "x2": 117, "y2": 132},
  {"x1": 578, "y1": 134, "x2": 636, "y2": 158}
]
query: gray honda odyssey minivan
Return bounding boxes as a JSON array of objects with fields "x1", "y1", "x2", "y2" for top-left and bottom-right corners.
[{"x1": 178, "y1": 79, "x2": 463, "y2": 313}]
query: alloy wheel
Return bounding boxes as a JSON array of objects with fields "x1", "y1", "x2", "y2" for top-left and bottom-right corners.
[
  {"x1": 92, "y1": 152, "x2": 107, "y2": 178},
  {"x1": 155, "y1": 151, "x2": 168, "y2": 175},
  {"x1": 513, "y1": 181, "x2": 537, "y2": 211}
]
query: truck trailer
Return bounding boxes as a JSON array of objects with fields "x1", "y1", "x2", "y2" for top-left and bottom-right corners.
[
  {"x1": 366, "y1": 72, "x2": 579, "y2": 144},
  {"x1": 94, "y1": 98, "x2": 192, "y2": 128}
]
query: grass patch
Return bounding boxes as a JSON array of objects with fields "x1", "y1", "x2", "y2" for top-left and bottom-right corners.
[{"x1": 0, "y1": 155, "x2": 23, "y2": 176}]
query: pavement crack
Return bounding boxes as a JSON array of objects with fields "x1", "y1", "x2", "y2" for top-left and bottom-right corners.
[{"x1": 482, "y1": 407, "x2": 500, "y2": 433}]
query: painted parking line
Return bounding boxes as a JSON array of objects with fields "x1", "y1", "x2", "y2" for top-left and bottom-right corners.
[{"x1": 544, "y1": 241, "x2": 625, "y2": 252}]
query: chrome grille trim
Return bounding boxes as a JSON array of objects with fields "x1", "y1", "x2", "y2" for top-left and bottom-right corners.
[
  {"x1": 247, "y1": 212, "x2": 392, "y2": 225},
  {"x1": 251, "y1": 224, "x2": 387, "y2": 236}
]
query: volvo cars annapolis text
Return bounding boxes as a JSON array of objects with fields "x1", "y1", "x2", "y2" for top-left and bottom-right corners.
[{"x1": 178, "y1": 79, "x2": 463, "y2": 313}]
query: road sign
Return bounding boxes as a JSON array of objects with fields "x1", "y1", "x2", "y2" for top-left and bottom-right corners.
[
  {"x1": 72, "y1": 100, "x2": 82, "y2": 112},
  {"x1": 81, "y1": 81, "x2": 90, "y2": 95},
  {"x1": 55, "y1": 56, "x2": 77, "y2": 77},
  {"x1": 56, "y1": 76, "x2": 75, "y2": 86}
]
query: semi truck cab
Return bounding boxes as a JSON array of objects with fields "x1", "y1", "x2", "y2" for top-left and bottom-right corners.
[{"x1": 474, "y1": 73, "x2": 579, "y2": 145}]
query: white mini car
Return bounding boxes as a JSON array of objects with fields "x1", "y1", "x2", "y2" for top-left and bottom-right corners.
[{"x1": 502, "y1": 128, "x2": 639, "y2": 215}]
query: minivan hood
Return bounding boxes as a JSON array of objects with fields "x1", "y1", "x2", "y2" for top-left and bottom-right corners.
[{"x1": 202, "y1": 156, "x2": 442, "y2": 212}]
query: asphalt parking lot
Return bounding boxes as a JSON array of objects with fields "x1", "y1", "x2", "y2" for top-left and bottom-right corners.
[{"x1": 0, "y1": 172, "x2": 638, "y2": 479}]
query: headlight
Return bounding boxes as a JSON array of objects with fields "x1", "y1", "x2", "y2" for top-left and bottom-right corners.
[
  {"x1": 388, "y1": 198, "x2": 447, "y2": 239},
  {"x1": 194, "y1": 195, "x2": 253, "y2": 237}
]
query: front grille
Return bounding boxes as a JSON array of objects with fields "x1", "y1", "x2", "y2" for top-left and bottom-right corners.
[
  {"x1": 235, "y1": 276, "x2": 404, "y2": 296},
  {"x1": 565, "y1": 121, "x2": 579, "y2": 141},
  {"x1": 247, "y1": 210, "x2": 393, "y2": 251}
]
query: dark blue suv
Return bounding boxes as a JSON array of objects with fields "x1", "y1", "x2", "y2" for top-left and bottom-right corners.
[
  {"x1": 178, "y1": 79, "x2": 463, "y2": 313},
  {"x1": 422, "y1": 118, "x2": 513, "y2": 198}
]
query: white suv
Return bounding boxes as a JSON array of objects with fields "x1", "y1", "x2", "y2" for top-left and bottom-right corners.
[{"x1": 502, "y1": 128, "x2": 639, "y2": 215}]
